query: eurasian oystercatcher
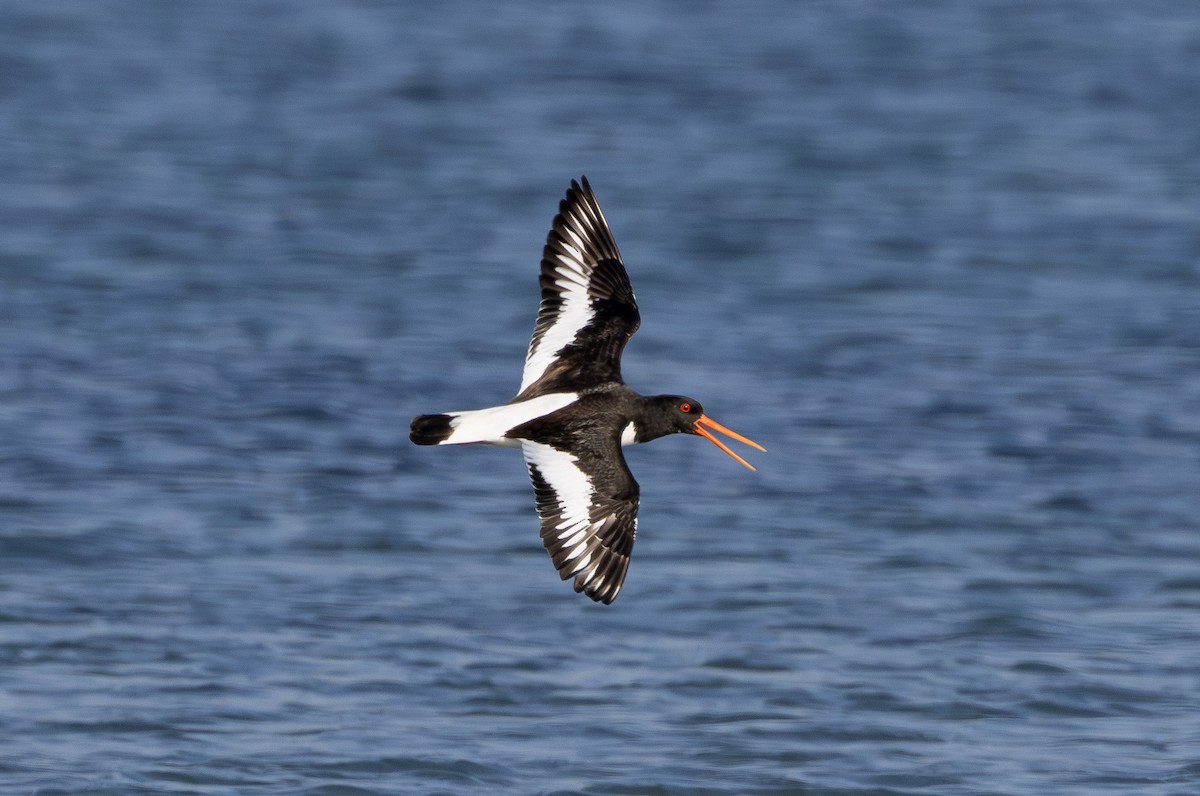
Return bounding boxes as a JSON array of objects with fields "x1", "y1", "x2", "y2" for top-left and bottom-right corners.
[{"x1": 410, "y1": 177, "x2": 764, "y2": 604}]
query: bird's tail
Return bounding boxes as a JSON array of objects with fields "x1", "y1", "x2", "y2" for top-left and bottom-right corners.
[
  {"x1": 409, "y1": 408, "x2": 520, "y2": 446},
  {"x1": 410, "y1": 397, "x2": 572, "y2": 447},
  {"x1": 409, "y1": 414, "x2": 456, "y2": 445}
]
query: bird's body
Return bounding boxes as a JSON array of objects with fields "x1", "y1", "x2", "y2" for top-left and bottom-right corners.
[{"x1": 411, "y1": 177, "x2": 763, "y2": 604}]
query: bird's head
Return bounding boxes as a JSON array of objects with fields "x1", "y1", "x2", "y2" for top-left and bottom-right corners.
[{"x1": 647, "y1": 395, "x2": 765, "y2": 471}]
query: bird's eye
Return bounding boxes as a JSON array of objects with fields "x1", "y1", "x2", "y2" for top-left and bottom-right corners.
[{"x1": 679, "y1": 402, "x2": 691, "y2": 413}]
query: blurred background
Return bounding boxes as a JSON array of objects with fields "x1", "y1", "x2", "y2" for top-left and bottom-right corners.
[{"x1": 1, "y1": 1, "x2": 1198, "y2": 793}]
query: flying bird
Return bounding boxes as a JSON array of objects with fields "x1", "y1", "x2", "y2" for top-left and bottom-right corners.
[{"x1": 410, "y1": 177, "x2": 764, "y2": 604}]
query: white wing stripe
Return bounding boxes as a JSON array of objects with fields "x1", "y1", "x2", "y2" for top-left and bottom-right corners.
[
  {"x1": 521, "y1": 441, "x2": 594, "y2": 529},
  {"x1": 554, "y1": 264, "x2": 587, "y2": 285},
  {"x1": 554, "y1": 274, "x2": 587, "y2": 291},
  {"x1": 520, "y1": 280, "x2": 593, "y2": 393}
]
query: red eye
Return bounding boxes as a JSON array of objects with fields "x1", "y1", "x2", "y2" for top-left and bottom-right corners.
[{"x1": 679, "y1": 402, "x2": 691, "y2": 413}]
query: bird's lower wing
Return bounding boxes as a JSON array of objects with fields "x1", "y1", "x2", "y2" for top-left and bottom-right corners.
[{"x1": 520, "y1": 439, "x2": 639, "y2": 604}]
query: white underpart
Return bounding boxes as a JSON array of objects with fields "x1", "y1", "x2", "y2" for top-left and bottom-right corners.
[
  {"x1": 521, "y1": 441, "x2": 596, "y2": 570},
  {"x1": 440, "y1": 392, "x2": 578, "y2": 446},
  {"x1": 620, "y1": 421, "x2": 637, "y2": 446},
  {"x1": 519, "y1": 244, "x2": 594, "y2": 394}
]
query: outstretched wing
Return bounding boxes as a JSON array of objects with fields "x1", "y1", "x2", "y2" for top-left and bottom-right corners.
[
  {"x1": 520, "y1": 439, "x2": 639, "y2": 604},
  {"x1": 517, "y1": 177, "x2": 640, "y2": 399}
]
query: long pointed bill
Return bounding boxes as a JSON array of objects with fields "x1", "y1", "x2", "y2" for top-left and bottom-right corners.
[{"x1": 694, "y1": 415, "x2": 766, "y2": 471}]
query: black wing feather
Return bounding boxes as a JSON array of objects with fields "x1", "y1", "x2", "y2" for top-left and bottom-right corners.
[
  {"x1": 522, "y1": 436, "x2": 639, "y2": 605},
  {"x1": 518, "y1": 177, "x2": 640, "y2": 399}
]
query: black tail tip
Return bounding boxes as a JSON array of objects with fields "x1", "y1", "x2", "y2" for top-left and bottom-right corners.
[{"x1": 410, "y1": 414, "x2": 454, "y2": 445}]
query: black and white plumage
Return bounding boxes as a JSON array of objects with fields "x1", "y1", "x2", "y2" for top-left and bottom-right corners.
[
  {"x1": 517, "y1": 178, "x2": 638, "y2": 399},
  {"x1": 410, "y1": 177, "x2": 764, "y2": 604}
]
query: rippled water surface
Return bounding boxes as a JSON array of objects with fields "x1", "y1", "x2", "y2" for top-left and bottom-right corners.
[{"x1": 3, "y1": 2, "x2": 1200, "y2": 794}]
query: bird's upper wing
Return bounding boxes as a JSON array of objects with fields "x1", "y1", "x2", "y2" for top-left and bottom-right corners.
[
  {"x1": 521, "y1": 438, "x2": 639, "y2": 604},
  {"x1": 517, "y1": 177, "x2": 640, "y2": 399}
]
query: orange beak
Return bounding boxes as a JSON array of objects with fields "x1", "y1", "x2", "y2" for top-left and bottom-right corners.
[{"x1": 694, "y1": 415, "x2": 766, "y2": 471}]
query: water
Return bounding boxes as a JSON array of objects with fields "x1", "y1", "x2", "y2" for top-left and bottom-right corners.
[{"x1": 2, "y1": 1, "x2": 1199, "y2": 793}]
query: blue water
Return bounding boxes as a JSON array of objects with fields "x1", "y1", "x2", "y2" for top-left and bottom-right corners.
[{"x1": 3, "y1": 2, "x2": 1199, "y2": 793}]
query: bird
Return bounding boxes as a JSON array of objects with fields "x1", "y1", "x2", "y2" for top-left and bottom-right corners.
[{"x1": 410, "y1": 176, "x2": 764, "y2": 604}]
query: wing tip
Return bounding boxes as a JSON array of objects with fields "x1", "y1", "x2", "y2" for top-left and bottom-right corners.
[
  {"x1": 572, "y1": 550, "x2": 630, "y2": 605},
  {"x1": 575, "y1": 573, "x2": 623, "y2": 605},
  {"x1": 550, "y1": 175, "x2": 621, "y2": 267},
  {"x1": 565, "y1": 175, "x2": 598, "y2": 212}
]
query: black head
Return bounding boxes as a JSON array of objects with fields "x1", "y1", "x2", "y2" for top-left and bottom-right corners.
[
  {"x1": 641, "y1": 394, "x2": 765, "y2": 470},
  {"x1": 638, "y1": 395, "x2": 704, "y2": 439}
]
